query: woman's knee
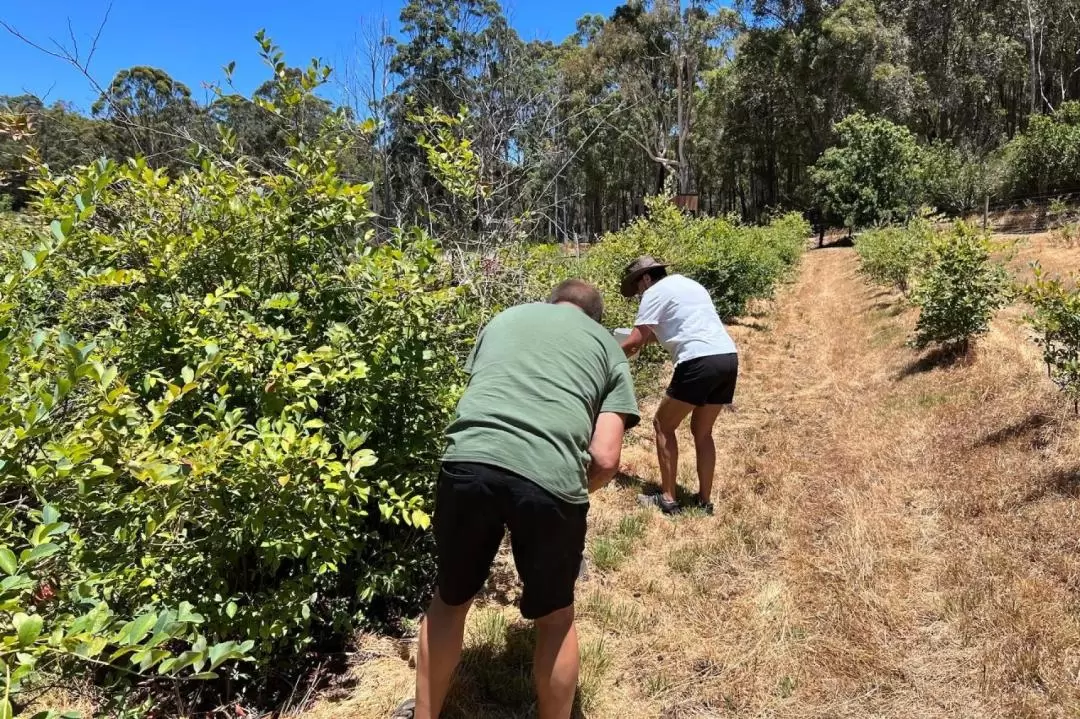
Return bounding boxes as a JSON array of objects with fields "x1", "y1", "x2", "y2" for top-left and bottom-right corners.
[{"x1": 653, "y1": 415, "x2": 679, "y2": 437}]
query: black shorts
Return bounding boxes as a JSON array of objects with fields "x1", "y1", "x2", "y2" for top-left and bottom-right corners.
[
  {"x1": 667, "y1": 353, "x2": 739, "y2": 406},
  {"x1": 434, "y1": 462, "x2": 588, "y2": 619}
]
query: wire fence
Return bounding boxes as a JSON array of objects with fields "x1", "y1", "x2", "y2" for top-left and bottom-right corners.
[{"x1": 960, "y1": 189, "x2": 1080, "y2": 235}]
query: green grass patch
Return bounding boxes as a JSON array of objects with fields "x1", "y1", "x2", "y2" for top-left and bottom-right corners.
[
  {"x1": 589, "y1": 510, "x2": 651, "y2": 572},
  {"x1": 579, "y1": 589, "x2": 649, "y2": 633},
  {"x1": 578, "y1": 637, "x2": 613, "y2": 711}
]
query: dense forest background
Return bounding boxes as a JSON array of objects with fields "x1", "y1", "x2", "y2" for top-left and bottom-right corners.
[{"x1": 4, "y1": 0, "x2": 1080, "y2": 236}]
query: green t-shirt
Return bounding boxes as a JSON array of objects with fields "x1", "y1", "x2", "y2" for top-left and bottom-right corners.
[{"x1": 443, "y1": 303, "x2": 640, "y2": 504}]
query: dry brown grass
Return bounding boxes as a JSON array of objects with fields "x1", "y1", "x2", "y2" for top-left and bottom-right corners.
[{"x1": 302, "y1": 241, "x2": 1080, "y2": 719}]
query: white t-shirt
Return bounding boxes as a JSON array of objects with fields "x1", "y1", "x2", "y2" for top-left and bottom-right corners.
[{"x1": 634, "y1": 274, "x2": 737, "y2": 366}]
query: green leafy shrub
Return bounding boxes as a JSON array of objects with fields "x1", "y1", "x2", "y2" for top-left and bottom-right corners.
[
  {"x1": 1, "y1": 39, "x2": 467, "y2": 713},
  {"x1": 577, "y1": 197, "x2": 808, "y2": 322},
  {"x1": 921, "y1": 142, "x2": 1000, "y2": 215},
  {"x1": 1023, "y1": 266, "x2": 1080, "y2": 413},
  {"x1": 855, "y1": 218, "x2": 934, "y2": 293},
  {"x1": 911, "y1": 223, "x2": 1011, "y2": 352},
  {"x1": 809, "y1": 112, "x2": 924, "y2": 230},
  {"x1": 1051, "y1": 222, "x2": 1080, "y2": 249},
  {"x1": 1003, "y1": 102, "x2": 1080, "y2": 197}
]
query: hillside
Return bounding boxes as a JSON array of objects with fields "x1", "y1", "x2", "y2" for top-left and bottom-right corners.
[{"x1": 302, "y1": 235, "x2": 1080, "y2": 718}]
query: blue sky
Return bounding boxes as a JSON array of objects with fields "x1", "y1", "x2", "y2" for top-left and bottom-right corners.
[{"x1": 0, "y1": 0, "x2": 622, "y2": 111}]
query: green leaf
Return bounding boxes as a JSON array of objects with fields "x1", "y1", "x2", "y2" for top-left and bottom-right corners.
[
  {"x1": 208, "y1": 641, "x2": 234, "y2": 669},
  {"x1": 42, "y1": 505, "x2": 59, "y2": 524},
  {"x1": 15, "y1": 612, "x2": 43, "y2": 647},
  {"x1": 20, "y1": 543, "x2": 60, "y2": 565},
  {"x1": 118, "y1": 612, "x2": 157, "y2": 646},
  {"x1": 225, "y1": 601, "x2": 237, "y2": 619},
  {"x1": 50, "y1": 220, "x2": 65, "y2": 242},
  {"x1": 21, "y1": 250, "x2": 37, "y2": 271},
  {"x1": 0, "y1": 699, "x2": 12, "y2": 719},
  {"x1": 0, "y1": 547, "x2": 16, "y2": 575},
  {"x1": 99, "y1": 365, "x2": 118, "y2": 389}
]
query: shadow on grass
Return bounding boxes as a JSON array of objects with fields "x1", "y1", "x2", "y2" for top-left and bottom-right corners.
[
  {"x1": 869, "y1": 301, "x2": 907, "y2": 317},
  {"x1": 631, "y1": 477, "x2": 698, "y2": 506},
  {"x1": 442, "y1": 623, "x2": 585, "y2": 719},
  {"x1": 727, "y1": 317, "x2": 770, "y2": 332},
  {"x1": 1048, "y1": 467, "x2": 1080, "y2": 498},
  {"x1": 1024, "y1": 466, "x2": 1080, "y2": 504},
  {"x1": 614, "y1": 471, "x2": 647, "y2": 490},
  {"x1": 810, "y1": 236, "x2": 855, "y2": 250},
  {"x1": 897, "y1": 345, "x2": 971, "y2": 378},
  {"x1": 975, "y1": 412, "x2": 1055, "y2": 448}
]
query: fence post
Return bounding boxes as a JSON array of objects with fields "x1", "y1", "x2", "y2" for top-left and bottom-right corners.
[{"x1": 983, "y1": 195, "x2": 990, "y2": 232}]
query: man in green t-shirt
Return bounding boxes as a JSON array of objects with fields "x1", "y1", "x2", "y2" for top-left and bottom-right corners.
[{"x1": 397, "y1": 279, "x2": 639, "y2": 719}]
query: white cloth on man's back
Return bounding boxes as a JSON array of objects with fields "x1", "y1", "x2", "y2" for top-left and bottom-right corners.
[{"x1": 633, "y1": 274, "x2": 737, "y2": 366}]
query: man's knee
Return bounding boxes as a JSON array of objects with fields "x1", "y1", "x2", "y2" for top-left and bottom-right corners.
[
  {"x1": 430, "y1": 590, "x2": 474, "y2": 619},
  {"x1": 534, "y1": 604, "x2": 575, "y2": 632}
]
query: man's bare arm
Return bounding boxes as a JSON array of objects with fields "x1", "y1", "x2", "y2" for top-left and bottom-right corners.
[
  {"x1": 587, "y1": 412, "x2": 628, "y2": 493},
  {"x1": 620, "y1": 325, "x2": 654, "y2": 358}
]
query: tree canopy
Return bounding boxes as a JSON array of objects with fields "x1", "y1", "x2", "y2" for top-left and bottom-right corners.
[{"x1": 3, "y1": 0, "x2": 1080, "y2": 228}]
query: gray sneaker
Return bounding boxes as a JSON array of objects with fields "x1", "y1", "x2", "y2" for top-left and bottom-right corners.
[
  {"x1": 391, "y1": 699, "x2": 415, "y2": 718},
  {"x1": 637, "y1": 493, "x2": 681, "y2": 515}
]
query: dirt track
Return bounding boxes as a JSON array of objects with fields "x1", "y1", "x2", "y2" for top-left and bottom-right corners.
[{"x1": 305, "y1": 240, "x2": 1080, "y2": 719}]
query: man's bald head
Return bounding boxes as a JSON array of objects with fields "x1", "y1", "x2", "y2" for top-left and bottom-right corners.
[{"x1": 549, "y1": 279, "x2": 604, "y2": 323}]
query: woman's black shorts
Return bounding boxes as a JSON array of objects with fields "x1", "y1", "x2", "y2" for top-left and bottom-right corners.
[{"x1": 666, "y1": 353, "x2": 739, "y2": 406}]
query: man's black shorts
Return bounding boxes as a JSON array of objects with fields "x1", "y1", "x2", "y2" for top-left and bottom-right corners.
[
  {"x1": 434, "y1": 462, "x2": 588, "y2": 619},
  {"x1": 667, "y1": 352, "x2": 739, "y2": 406}
]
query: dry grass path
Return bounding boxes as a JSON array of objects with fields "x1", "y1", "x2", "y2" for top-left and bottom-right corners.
[{"x1": 305, "y1": 241, "x2": 1080, "y2": 719}]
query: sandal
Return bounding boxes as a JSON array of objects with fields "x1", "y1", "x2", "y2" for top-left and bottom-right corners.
[{"x1": 637, "y1": 493, "x2": 681, "y2": 515}]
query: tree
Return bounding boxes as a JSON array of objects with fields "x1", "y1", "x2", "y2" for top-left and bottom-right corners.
[
  {"x1": 210, "y1": 71, "x2": 333, "y2": 170},
  {"x1": 810, "y1": 111, "x2": 924, "y2": 230},
  {"x1": 92, "y1": 66, "x2": 200, "y2": 166},
  {"x1": 1, "y1": 95, "x2": 104, "y2": 208},
  {"x1": 1003, "y1": 100, "x2": 1080, "y2": 195}
]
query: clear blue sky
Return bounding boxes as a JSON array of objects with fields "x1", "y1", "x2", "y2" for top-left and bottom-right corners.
[{"x1": 0, "y1": 0, "x2": 622, "y2": 111}]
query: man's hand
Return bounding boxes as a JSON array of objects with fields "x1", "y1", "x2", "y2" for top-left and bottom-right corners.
[
  {"x1": 620, "y1": 325, "x2": 654, "y2": 358},
  {"x1": 587, "y1": 412, "x2": 628, "y2": 493}
]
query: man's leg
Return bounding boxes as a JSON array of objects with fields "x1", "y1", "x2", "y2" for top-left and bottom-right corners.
[
  {"x1": 690, "y1": 404, "x2": 724, "y2": 503},
  {"x1": 506, "y1": 474, "x2": 588, "y2": 719},
  {"x1": 653, "y1": 395, "x2": 695, "y2": 504},
  {"x1": 415, "y1": 592, "x2": 472, "y2": 719},
  {"x1": 533, "y1": 606, "x2": 579, "y2": 719},
  {"x1": 414, "y1": 463, "x2": 505, "y2": 718}
]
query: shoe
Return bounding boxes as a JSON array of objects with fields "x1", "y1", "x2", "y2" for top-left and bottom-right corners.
[
  {"x1": 391, "y1": 699, "x2": 415, "y2": 718},
  {"x1": 693, "y1": 498, "x2": 715, "y2": 515},
  {"x1": 637, "y1": 493, "x2": 681, "y2": 515}
]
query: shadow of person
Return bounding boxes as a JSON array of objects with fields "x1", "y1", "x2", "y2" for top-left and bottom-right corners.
[
  {"x1": 614, "y1": 471, "x2": 647, "y2": 489},
  {"x1": 441, "y1": 623, "x2": 585, "y2": 719},
  {"x1": 630, "y1": 476, "x2": 699, "y2": 505}
]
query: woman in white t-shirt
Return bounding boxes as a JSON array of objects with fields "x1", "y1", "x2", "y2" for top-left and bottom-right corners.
[{"x1": 618, "y1": 256, "x2": 738, "y2": 515}]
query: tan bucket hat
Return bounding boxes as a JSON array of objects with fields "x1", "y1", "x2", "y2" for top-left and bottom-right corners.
[{"x1": 620, "y1": 255, "x2": 669, "y2": 297}]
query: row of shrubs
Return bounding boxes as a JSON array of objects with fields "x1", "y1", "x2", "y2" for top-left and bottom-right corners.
[
  {"x1": 484, "y1": 197, "x2": 807, "y2": 327},
  {"x1": 0, "y1": 61, "x2": 808, "y2": 719},
  {"x1": 855, "y1": 220, "x2": 1080, "y2": 410}
]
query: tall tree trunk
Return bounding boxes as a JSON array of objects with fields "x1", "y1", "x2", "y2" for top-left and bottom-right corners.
[
  {"x1": 675, "y1": 0, "x2": 690, "y2": 194},
  {"x1": 1026, "y1": 0, "x2": 1041, "y2": 114}
]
